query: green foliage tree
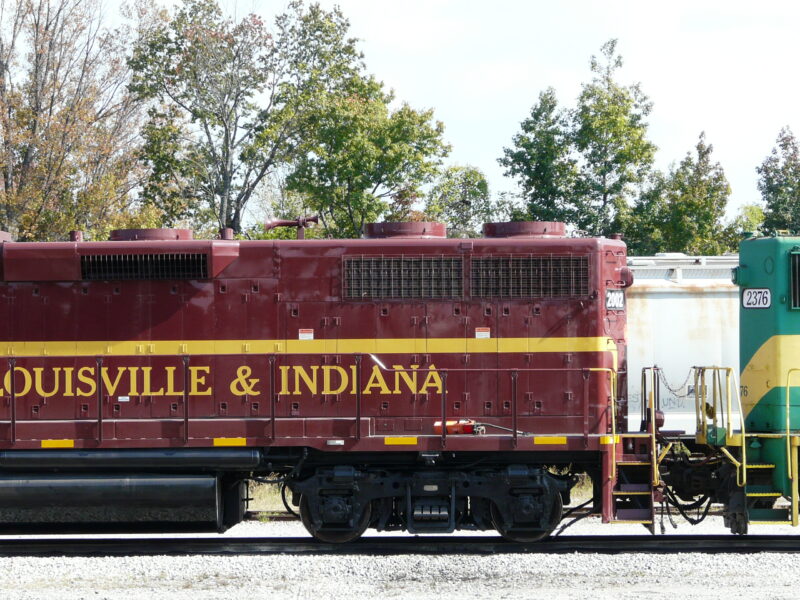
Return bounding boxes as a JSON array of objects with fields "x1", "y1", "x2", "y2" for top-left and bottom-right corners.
[
  {"x1": 757, "y1": 127, "x2": 800, "y2": 234},
  {"x1": 573, "y1": 39, "x2": 656, "y2": 234},
  {"x1": 424, "y1": 166, "x2": 508, "y2": 237},
  {"x1": 625, "y1": 133, "x2": 732, "y2": 255},
  {"x1": 285, "y1": 80, "x2": 449, "y2": 238},
  {"x1": 138, "y1": 106, "x2": 210, "y2": 228},
  {"x1": 500, "y1": 40, "x2": 655, "y2": 235},
  {"x1": 733, "y1": 203, "x2": 766, "y2": 235},
  {"x1": 716, "y1": 203, "x2": 766, "y2": 250},
  {"x1": 242, "y1": 172, "x2": 323, "y2": 240},
  {"x1": 498, "y1": 88, "x2": 577, "y2": 224},
  {"x1": 129, "y1": 0, "x2": 364, "y2": 233}
]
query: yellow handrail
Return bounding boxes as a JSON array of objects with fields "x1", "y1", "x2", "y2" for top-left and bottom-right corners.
[
  {"x1": 692, "y1": 366, "x2": 747, "y2": 486},
  {"x1": 785, "y1": 369, "x2": 800, "y2": 526},
  {"x1": 728, "y1": 368, "x2": 747, "y2": 486},
  {"x1": 639, "y1": 367, "x2": 660, "y2": 487},
  {"x1": 586, "y1": 367, "x2": 618, "y2": 480},
  {"x1": 785, "y1": 370, "x2": 798, "y2": 480},
  {"x1": 694, "y1": 368, "x2": 702, "y2": 441},
  {"x1": 649, "y1": 368, "x2": 658, "y2": 486}
]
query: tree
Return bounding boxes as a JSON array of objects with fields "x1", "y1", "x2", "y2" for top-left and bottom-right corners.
[
  {"x1": 424, "y1": 166, "x2": 508, "y2": 237},
  {"x1": 757, "y1": 127, "x2": 800, "y2": 234},
  {"x1": 0, "y1": 0, "x2": 150, "y2": 240},
  {"x1": 625, "y1": 133, "x2": 732, "y2": 255},
  {"x1": 733, "y1": 203, "x2": 765, "y2": 235},
  {"x1": 498, "y1": 88, "x2": 577, "y2": 224},
  {"x1": 499, "y1": 40, "x2": 656, "y2": 235},
  {"x1": 129, "y1": 0, "x2": 364, "y2": 233},
  {"x1": 285, "y1": 79, "x2": 449, "y2": 238},
  {"x1": 241, "y1": 170, "x2": 323, "y2": 240},
  {"x1": 622, "y1": 171, "x2": 668, "y2": 255},
  {"x1": 573, "y1": 39, "x2": 656, "y2": 235}
]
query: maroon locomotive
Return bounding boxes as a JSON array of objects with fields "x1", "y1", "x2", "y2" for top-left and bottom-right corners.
[{"x1": 0, "y1": 220, "x2": 634, "y2": 541}]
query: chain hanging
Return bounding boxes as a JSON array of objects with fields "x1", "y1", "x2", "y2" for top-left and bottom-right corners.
[{"x1": 656, "y1": 367, "x2": 695, "y2": 398}]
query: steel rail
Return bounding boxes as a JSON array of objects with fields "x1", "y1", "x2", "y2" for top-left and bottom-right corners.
[{"x1": 2, "y1": 534, "x2": 800, "y2": 556}]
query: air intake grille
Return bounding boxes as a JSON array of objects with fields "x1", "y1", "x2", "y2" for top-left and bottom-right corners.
[
  {"x1": 471, "y1": 255, "x2": 589, "y2": 297},
  {"x1": 81, "y1": 253, "x2": 209, "y2": 281},
  {"x1": 343, "y1": 256, "x2": 463, "y2": 299}
]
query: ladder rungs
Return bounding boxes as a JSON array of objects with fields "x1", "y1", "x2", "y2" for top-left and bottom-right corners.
[
  {"x1": 613, "y1": 491, "x2": 651, "y2": 496},
  {"x1": 617, "y1": 462, "x2": 650, "y2": 466},
  {"x1": 747, "y1": 463, "x2": 776, "y2": 469},
  {"x1": 747, "y1": 492, "x2": 782, "y2": 497}
]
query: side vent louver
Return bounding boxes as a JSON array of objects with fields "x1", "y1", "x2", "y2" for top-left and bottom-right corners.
[
  {"x1": 343, "y1": 256, "x2": 463, "y2": 299},
  {"x1": 81, "y1": 253, "x2": 209, "y2": 281},
  {"x1": 471, "y1": 255, "x2": 589, "y2": 298}
]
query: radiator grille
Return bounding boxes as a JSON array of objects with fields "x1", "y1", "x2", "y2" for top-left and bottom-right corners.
[
  {"x1": 471, "y1": 255, "x2": 589, "y2": 297},
  {"x1": 343, "y1": 256, "x2": 463, "y2": 299},
  {"x1": 81, "y1": 253, "x2": 209, "y2": 281}
]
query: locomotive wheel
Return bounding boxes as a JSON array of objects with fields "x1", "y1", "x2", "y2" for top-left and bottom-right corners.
[
  {"x1": 299, "y1": 494, "x2": 372, "y2": 544},
  {"x1": 490, "y1": 492, "x2": 563, "y2": 543}
]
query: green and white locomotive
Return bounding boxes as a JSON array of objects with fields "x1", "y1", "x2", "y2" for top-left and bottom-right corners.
[{"x1": 661, "y1": 232, "x2": 800, "y2": 533}]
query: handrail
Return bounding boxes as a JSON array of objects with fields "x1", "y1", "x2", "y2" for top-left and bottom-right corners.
[
  {"x1": 639, "y1": 367, "x2": 660, "y2": 486},
  {"x1": 585, "y1": 367, "x2": 618, "y2": 480},
  {"x1": 3, "y1": 353, "x2": 619, "y2": 456},
  {"x1": 785, "y1": 369, "x2": 800, "y2": 526},
  {"x1": 649, "y1": 368, "x2": 658, "y2": 486},
  {"x1": 373, "y1": 361, "x2": 618, "y2": 455},
  {"x1": 785, "y1": 369, "x2": 798, "y2": 481},
  {"x1": 729, "y1": 369, "x2": 747, "y2": 486},
  {"x1": 694, "y1": 368, "x2": 702, "y2": 441},
  {"x1": 693, "y1": 366, "x2": 747, "y2": 486}
]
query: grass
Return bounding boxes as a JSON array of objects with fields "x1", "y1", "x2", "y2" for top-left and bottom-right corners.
[
  {"x1": 571, "y1": 473, "x2": 594, "y2": 502},
  {"x1": 248, "y1": 482, "x2": 288, "y2": 513}
]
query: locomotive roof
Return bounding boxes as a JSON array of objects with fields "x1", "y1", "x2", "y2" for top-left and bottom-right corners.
[{"x1": 0, "y1": 234, "x2": 625, "y2": 282}]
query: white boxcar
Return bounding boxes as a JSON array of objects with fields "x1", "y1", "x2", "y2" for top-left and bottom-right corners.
[{"x1": 626, "y1": 254, "x2": 739, "y2": 433}]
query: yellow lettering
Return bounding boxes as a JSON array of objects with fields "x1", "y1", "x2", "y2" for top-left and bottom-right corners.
[
  {"x1": 164, "y1": 366, "x2": 183, "y2": 396},
  {"x1": 419, "y1": 364, "x2": 443, "y2": 394},
  {"x1": 321, "y1": 366, "x2": 348, "y2": 395},
  {"x1": 293, "y1": 366, "x2": 319, "y2": 395},
  {"x1": 229, "y1": 366, "x2": 260, "y2": 396},
  {"x1": 278, "y1": 366, "x2": 291, "y2": 395},
  {"x1": 101, "y1": 367, "x2": 127, "y2": 395},
  {"x1": 33, "y1": 367, "x2": 60, "y2": 398},
  {"x1": 3, "y1": 367, "x2": 31, "y2": 397},
  {"x1": 363, "y1": 365, "x2": 391, "y2": 395},
  {"x1": 62, "y1": 367, "x2": 75, "y2": 397},
  {"x1": 128, "y1": 367, "x2": 140, "y2": 396},
  {"x1": 76, "y1": 366, "x2": 96, "y2": 397},
  {"x1": 141, "y1": 367, "x2": 165, "y2": 396},
  {"x1": 189, "y1": 366, "x2": 212, "y2": 395},
  {"x1": 393, "y1": 364, "x2": 418, "y2": 395},
  {"x1": 350, "y1": 365, "x2": 357, "y2": 395}
]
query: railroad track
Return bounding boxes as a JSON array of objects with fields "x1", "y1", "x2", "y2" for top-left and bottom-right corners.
[{"x1": 0, "y1": 534, "x2": 799, "y2": 556}]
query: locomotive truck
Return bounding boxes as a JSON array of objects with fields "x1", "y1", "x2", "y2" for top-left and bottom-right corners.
[{"x1": 0, "y1": 220, "x2": 791, "y2": 542}]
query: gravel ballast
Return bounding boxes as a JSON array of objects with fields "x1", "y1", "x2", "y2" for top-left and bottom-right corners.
[{"x1": 1, "y1": 517, "x2": 799, "y2": 599}]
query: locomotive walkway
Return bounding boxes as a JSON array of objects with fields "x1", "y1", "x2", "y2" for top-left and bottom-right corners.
[{"x1": 1, "y1": 534, "x2": 800, "y2": 556}]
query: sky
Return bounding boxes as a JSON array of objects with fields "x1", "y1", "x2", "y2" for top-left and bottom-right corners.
[{"x1": 219, "y1": 0, "x2": 800, "y2": 218}]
